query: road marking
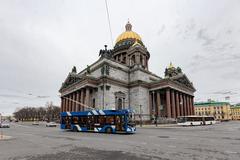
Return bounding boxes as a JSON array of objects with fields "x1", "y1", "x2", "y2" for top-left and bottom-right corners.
[
  {"x1": 11, "y1": 123, "x2": 32, "y2": 128},
  {"x1": 225, "y1": 151, "x2": 237, "y2": 154}
]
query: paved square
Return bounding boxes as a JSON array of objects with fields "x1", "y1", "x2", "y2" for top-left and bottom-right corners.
[{"x1": 0, "y1": 121, "x2": 240, "y2": 160}]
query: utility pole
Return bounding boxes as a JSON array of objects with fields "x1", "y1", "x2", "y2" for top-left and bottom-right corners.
[{"x1": 62, "y1": 96, "x2": 94, "y2": 110}]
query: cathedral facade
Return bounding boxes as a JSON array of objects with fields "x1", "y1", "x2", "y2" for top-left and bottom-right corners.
[{"x1": 59, "y1": 22, "x2": 196, "y2": 121}]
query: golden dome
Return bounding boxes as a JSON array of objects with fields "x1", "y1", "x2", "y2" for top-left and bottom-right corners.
[{"x1": 115, "y1": 21, "x2": 142, "y2": 44}]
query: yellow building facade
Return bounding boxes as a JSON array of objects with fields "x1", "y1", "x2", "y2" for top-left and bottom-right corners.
[
  {"x1": 194, "y1": 102, "x2": 231, "y2": 121},
  {"x1": 231, "y1": 106, "x2": 240, "y2": 120}
]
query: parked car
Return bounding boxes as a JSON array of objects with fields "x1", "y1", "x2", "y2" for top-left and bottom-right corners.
[
  {"x1": 0, "y1": 122, "x2": 10, "y2": 128},
  {"x1": 32, "y1": 121, "x2": 40, "y2": 125},
  {"x1": 46, "y1": 122, "x2": 58, "y2": 127}
]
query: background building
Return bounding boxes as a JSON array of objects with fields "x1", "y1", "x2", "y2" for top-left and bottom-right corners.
[
  {"x1": 59, "y1": 22, "x2": 196, "y2": 122},
  {"x1": 231, "y1": 105, "x2": 240, "y2": 120},
  {"x1": 194, "y1": 101, "x2": 231, "y2": 120}
]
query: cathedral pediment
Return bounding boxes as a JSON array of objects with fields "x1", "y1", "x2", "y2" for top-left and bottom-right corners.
[
  {"x1": 60, "y1": 73, "x2": 81, "y2": 91},
  {"x1": 170, "y1": 74, "x2": 195, "y2": 91}
]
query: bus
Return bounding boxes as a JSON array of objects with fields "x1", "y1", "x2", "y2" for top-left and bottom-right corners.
[
  {"x1": 60, "y1": 109, "x2": 136, "y2": 134},
  {"x1": 177, "y1": 116, "x2": 216, "y2": 126}
]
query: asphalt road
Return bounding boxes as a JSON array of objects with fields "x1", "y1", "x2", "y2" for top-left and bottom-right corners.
[{"x1": 0, "y1": 121, "x2": 240, "y2": 160}]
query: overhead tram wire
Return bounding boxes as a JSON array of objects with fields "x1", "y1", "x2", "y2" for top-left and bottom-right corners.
[
  {"x1": 105, "y1": 0, "x2": 114, "y2": 48},
  {"x1": 61, "y1": 96, "x2": 95, "y2": 110}
]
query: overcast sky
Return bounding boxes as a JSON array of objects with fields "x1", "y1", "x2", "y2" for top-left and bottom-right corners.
[{"x1": 0, "y1": 0, "x2": 240, "y2": 115}]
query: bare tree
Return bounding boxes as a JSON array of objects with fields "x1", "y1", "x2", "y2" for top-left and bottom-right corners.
[{"x1": 13, "y1": 103, "x2": 60, "y2": 122}]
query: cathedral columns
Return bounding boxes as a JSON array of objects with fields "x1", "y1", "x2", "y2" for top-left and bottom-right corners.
[
  {"x1": 190, "y1": 96, "x2": 193, "y2": 115},
  {"x1": 149, "y1": 92, "x2": 153, "y2": 116},
  {"x1": 176, "y1": 92, "x2": 180, "y2": 117},
  {"x1": 75, "y1": 92, "x2": 78, "y2": 111},
  {"x1": 171, "y1": 90, "x2": 176, "y2": 118},
  {"x1": 60, "y1": 97, "x2": 63, "y2": 112},
  {"x1": 61, "y1": 98, "x2": 63, "y2": 112},
  {"x1": 180, "y1": 93, "x2": 183, "y2": 116},
  {"x1": 81, "y1": 89, "x2": 85, "y2": 111},
  {"x1": 190, "y1": 96, "x2": 194, "y2": 115},
  {"x1": 65, "y1": 96, "x2": 67, "y2": 112},
  {"x1": 156, "y1": 91, "x2": 161, "y2": 117},
  {"x1": 62, "y1": 90, "x2": 89, "y2": 112},
  {"x1": 188, "y1": 96, "x2": 191, "y2": 115},
  {"x1": 62, "y1": 97, "x2": 65, "y2": 112},
  {"x1": 65, "y1": 96, "x2": 69, "y2": 111},
  {"x1": 166, "y1": 88, "x2": 171, "y2": 118},
  {"x1": 65, "y1": 95, "x2": 68, "y2": 112},
  {"x1": 69, "y1": 94, "x2": 72, "y2": 112},
  {"x1": 73, "y1": 92, "x2": 76, "y2": 112},
  {"x1": 152, "y1": 91, "x2": 156, "y2": 116},
  {"x1": 183, "y1": 94, "x2": 187, "y2": 116},
  {"x1": 76, "y1": 91, "x2": 80, "y2": 111},
  {"x1": 156, "y1": 89, "x2": 193, "y2": 118},
  {"x1": 182, "y1": 94, "x2": 186, "y2": 116},
  {"x1": 85, "y1": 88, "x2": 90, "y2": 108},
  {"x1": 185, "y1": 95, "x2": 189, "y2": 115},
  {"x1": 64, "y1": 95, "x2": 67, "y2": 111},
  {"x1": 63, "y1": 97, "x2": 66, "y2": 112}
]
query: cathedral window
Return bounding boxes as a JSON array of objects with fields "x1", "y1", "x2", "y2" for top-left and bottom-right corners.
[
  {"x1": 118, "y1": 55, "x2": 121, "y2": 62},
  {"x1": 131, "y1": 55, "x2": 135, "y2": 66},
  {"x1": 106, "y1": 85, "x2": 111, "y2": 90},
  {"x1": 123, "y1": 57, "x2": 126, "y2": 64},
  {"x1": 118, "y1": 98, "x2": 123, "y2": 110},
  {"x1": 140, "y1": 55, "x2": 143, "y2": 65}
]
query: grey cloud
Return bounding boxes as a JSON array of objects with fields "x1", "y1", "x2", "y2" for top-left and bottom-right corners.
[
  {"x1": 0, "y1": 94, "x2": 32, "y2": 99},
  {"x1": 197, "y1": 28, "x2": 215, "y2": 46},
  {"x1": 37, "y1": 96, "x2": 50, "y2": 98},
  {"x1": 157, "y1": 25, "x2": 165, "y2": 36},
  {"x1": 175, "y1": 19, "x2": 197, "y2": 39},
  {"x1": 212, "y1": 91, "x2": 238, "y2": 95},
  {"x1": 226, "y1": 29, "x2": 233, "y2": 35},
  {"x1": 1, "y1": 0, "x2": 240, "y2": 114},
  {"x1": 220, "y1": 70, "x2": 240, "y2": 80},
  {"x1": 187, "y1": 19, "x2": 196, "y2": 31}
]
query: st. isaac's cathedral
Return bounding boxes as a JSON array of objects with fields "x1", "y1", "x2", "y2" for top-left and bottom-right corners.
[{"x1": 59, "y1": 22, "x2": 196, "y2": 122}]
